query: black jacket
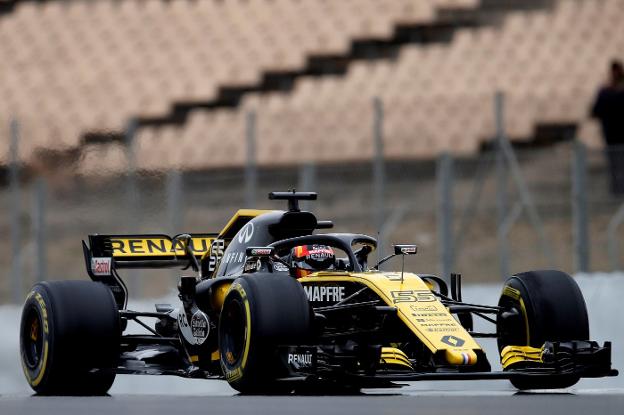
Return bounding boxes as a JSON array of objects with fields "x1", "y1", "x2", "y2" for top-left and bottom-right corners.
[{"x1": 591, "y1": 86, "x2": 624, "y2": 145}]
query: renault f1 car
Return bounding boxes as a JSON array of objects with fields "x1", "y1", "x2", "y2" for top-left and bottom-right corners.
[{"x1": 20, "y1": 191, "x2": 617, "y2": 395}]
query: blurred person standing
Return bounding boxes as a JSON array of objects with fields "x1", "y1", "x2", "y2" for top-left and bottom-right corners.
[{"x1": 591, "y1": 60, "x2": 624, "y2": 195}]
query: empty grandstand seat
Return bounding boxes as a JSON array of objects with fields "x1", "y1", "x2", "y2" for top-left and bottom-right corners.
[{"x1": 2, "y1": 0, "x2": 622, "y2": 171}]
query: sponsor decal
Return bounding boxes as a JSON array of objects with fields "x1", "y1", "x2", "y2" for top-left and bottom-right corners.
[
  {"x1": 383, "y1": 273, "x2": 404, "y2": 281},
  {"x1": 307, "y1": 245, "x2": 334, "y2": 261},
  {"x1": 91, "y1": 257, "x2": 112, "y2": 276},
  {"x1": 223, "y1": 251, "x2": 246, "y2": 264},
  {"x1": 427, "y1": 327, "x2": 460, "y2": 332},
  {"x1": 111, "y1": 237, "x2": 213, "y2": 257},
  {"x1": 208, "y1": 239, "x2": 225, "y2": 272},
  {"x1": 237, "y1": 222, "x2": 254, "y2": 244},
  {"x1": 420, "y1": 322, "x2": 459, "y2": 328},
  {"x1": 249, "y1": 247, "x2": 273, "y2": 256},
  {"x1": 401, "y1": 247, "x2": 417, "y2": 254},
  {"x1": 287, "y1": 353, "x2": 313, "y2": 367},
  {"x1": 284, "y1": 346, "x2": 316, "y2": 371},
  {"x1": 273, "y1": 262, "x2": 289, "y2": 272},
  {"x1": 440, "y1": 335, "x2": 465, "y2": 347},
  {"x1": 178, "y1": 310, "x2": 189, "y2": 328},
  {"x1": 409, "y1": 305, "x2": 438, "y2": 312},
  {"x1": 411, "y1": 312, "x2": 449, "y2": 318},
  {"x1": 243, "y1": 259, "x2": 262, "y2": 273},
  {"x1": 191, "y1": 311, "x2": 209, "y2": 342},
  {"x1": 178, "y1": 308, "x2": 210, "y2": 345},
  {"x1": 391, "y1": 290, "x2": 436, "y2": 303},
  {"x1": 304, "y1": 285, "x2": 345, "y2": 302},
  {"x1": 393, "y1": 245, "x2": 418, "y2": 255}
]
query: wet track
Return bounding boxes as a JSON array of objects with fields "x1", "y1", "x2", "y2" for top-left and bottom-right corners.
[{"x1": 1, "y1": 387, "x2": 623, "y2": 415}]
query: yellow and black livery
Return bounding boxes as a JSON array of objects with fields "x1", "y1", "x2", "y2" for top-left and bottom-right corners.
[{"x1": 19, "y1": 191, "x2": 617, "y2": 395}]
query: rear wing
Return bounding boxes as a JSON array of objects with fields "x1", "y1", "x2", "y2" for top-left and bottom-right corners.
[
  {"x1": 83, "y1": 233, "x2": 217, "y2": 309},
  {"x1": 82, "y1": 209, "x2": 274, "y2": 309},
  {"x1": 87, "y1": 233, "x2": 216, "y2": 266}
]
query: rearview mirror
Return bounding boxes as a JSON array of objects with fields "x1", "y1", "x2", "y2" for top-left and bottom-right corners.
[{"x1": 394, "y1": 245, "x2": 418, "y2": 255}]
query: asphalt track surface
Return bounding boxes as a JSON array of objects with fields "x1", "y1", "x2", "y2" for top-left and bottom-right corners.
[
  {"x1": 3, "y1": 275, "x2": 623, "y2": 414},
  {"x1": 1, "y1": 389, "x2": 623, "y2": 415}
]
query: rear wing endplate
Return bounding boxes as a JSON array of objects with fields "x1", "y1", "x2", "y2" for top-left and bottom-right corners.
[{"x1": 83, "y1": 233, "x2": 217, "y2": 309}]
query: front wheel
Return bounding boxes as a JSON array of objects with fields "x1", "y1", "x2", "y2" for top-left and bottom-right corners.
[
  {"x1": 496, "y1": 270, "x2": 589, "y2": 390},
  {"x1": 218, "y1": 274, "x2": 311, "y2": 394},
  {"x1": 20, "y1": 281, "x2": 120, "y2": 395}
]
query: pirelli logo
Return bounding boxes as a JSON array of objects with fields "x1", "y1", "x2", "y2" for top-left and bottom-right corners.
[
  {"x1": 110, "y1": 237, "x2": 213, "y2": 258},
  {"x1": 502, "y1": 285, "x2": 521, "y2": 301}
]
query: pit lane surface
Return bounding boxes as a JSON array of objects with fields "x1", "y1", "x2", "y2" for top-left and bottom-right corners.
[{"x1": 1, "y1": 387, "x2": 623, "y2": 415}]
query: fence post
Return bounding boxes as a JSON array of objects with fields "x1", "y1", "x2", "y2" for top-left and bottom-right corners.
[
  {"x1": 125, "y1": 119, "x2": 139, "y2": 212},
  {"x1": 297, "y1": 162, "x2": 316, "y2": 211},
  {"x1": 10, "y1": 119, "x2": 22, "y2": 303},
  {"x1": 124, "y1": 119, "x2": 141, "y2": 298},
  {"x1": 607, "y1": 203, "x2": 624, "y2": 270},
  {"x1": 245, "y1": 111, "x2": 257, "y2": 208},
  {"x1": 372, "y1": 97, "x2": 385, "y2": 257},
  {"x1": 494, "y1": 92, "x2": 555, "y2": 277},
  {"x1": 495, "y1": 93, "x2": 510, "y2": 279},
  {"x1": 166, "y1": 169, "x2": 183, "y2": 235},
  {"x1": 572, "y1": 140, "x2": 590, "y2": 273},
  {"x1": 32, "y1": 177, "x2": 47, "y2": 283},
  {"x1": 437, "y1": 152, "x2": 454, "y2": 281},
  {"x1": 495, "y1": 92, "x2": 555, "y2": 272}
]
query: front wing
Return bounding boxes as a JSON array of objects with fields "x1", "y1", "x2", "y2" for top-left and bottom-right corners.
[{"x1": 275, "y1": 341, "x2": 617, "y2": 387}]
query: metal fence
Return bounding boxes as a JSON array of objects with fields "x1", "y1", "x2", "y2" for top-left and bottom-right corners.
[{"x1": 2, "y1": 96, "x2": 624, "y2": 304}]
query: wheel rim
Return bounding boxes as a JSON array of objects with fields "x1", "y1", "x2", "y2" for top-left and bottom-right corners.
[
  {"x1": 220, "y1": 297, "x2": 247, "y2": 366},
  {"x1": 22, "y1": 306, "x2": 44, "y2": 369}
]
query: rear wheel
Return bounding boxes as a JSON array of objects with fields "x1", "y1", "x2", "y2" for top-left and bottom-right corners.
[
  {"x1": 496, "y1": 270, "x2": 588, "y2": 390},
  {"x1": 20, "y1": 281, "x2": 120, "y2": 395},
  {"x1": 219, "y1": 274, "x2": 311, "y2": 394}
]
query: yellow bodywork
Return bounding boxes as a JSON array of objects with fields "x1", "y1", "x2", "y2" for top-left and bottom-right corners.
[
  {"x1": 110, "y1": 236, "x2": 214, "y2": 258},
  {"x1": 500, "y1": 345, "x2": 543, "y2": 369},
  {"x1": 210, "y1": 281, "x2": 231, "y2": 311},
  {"x1": 299, "y1": 271, "x2": 481, "y2": 366},
  {"x1": 380, "y1": 347, "x2": 414, "y2": 370},
  {"x1": 217, "y1": 209, "x2": 272, "y2": 239}
]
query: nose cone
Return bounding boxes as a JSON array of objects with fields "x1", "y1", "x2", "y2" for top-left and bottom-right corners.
[{"x1": 445, "y1": 349, "x2": 478, "y2": 365}]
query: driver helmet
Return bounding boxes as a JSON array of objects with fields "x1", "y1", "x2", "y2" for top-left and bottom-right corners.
[{"x1": 290, "y1": 244, "x2": 335, "y2": 278}]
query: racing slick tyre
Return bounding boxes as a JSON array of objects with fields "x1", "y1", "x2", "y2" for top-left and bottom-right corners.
[
  {"x1": 218, "y1": 274, "x2": 312, "y2": 394},
  {"x1": 496, "y1": 270, "x2": 589, "y2": 390},
  {"x1": 20, "y1": 281, "x2": 120, "y2": 395}
]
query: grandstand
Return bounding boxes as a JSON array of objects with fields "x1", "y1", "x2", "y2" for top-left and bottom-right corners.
[{"x1": 0, "y1": 0, "x2": 621, "y2": 173}]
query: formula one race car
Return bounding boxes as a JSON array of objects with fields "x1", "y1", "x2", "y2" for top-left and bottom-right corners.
[{"x1": 20, "y1": 191, "x2": 617, "y2": 395}]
